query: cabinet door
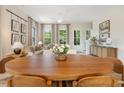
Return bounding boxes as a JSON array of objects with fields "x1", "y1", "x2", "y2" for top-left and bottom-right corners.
[
  {"x1": 90, "y1": 46, "x2": 94, "y2": 55},
  {"x1": 93, "y1": 46, "x2": 97, "y2": 56},
  {"x1": 102, "y1": 47, "x2": 108, "y2": 57},
  {"x1": 108, "y1": 48, "x2": 117, "y2": 57},
  {"x1": 97, "y1": 47, "x2": 102, "y2": 57}
]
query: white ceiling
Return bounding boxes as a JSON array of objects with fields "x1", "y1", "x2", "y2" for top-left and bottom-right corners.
[{"x1": 15, "y1": 5, "x2": 114, "y2": 24}]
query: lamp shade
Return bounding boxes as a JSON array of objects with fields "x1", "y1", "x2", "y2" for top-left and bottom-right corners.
[
  {"x1": 38, "y1": 41, "x2": 43, "y2": 45},
  {"x1": 12, "y1": 42, "x2": 24, "y2": 49}
]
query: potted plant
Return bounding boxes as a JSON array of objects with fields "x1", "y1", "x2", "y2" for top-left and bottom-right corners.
[
  {"x1": 52, "y1": 44, "x2": 70, "y2": 61},
  {"x1": 90, "y1": 36, "x2": 97, "y2": 45}
]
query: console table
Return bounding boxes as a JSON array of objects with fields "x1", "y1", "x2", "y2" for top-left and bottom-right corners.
[{"x1": 90, "y1": 45, "x2": 117, "y2": 58}]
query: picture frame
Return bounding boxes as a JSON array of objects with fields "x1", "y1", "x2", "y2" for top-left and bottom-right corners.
[
  {"x1": 99, "y1": 33, "x2": 110, "y2": 42},
  {"x1": 21, "y1": 23, "x2": 26, "y2": 33},
  {"x1": 11, "y1": 19, "x2": 20, "y2": 32},
  {"x1": 99, "y1": 20, "x2": 110, "y2": 31},
  {"x1": 11, "y1": 33, "x2": 19, "y2": 45},
  {"x1": 21, "y1": 35, "x2": 26, "y2": 44},
  {"x1": 99, "y1": 20, "x2": 110, "y2": 44}
]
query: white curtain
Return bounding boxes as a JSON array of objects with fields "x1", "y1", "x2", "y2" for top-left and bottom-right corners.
[
  {"x1": 28, "y1": 17, "x2": 32, "y2": 46},
  {"x1": 28, "y1": 17, "x2": 39, "y2": 46},
  {"x1": 52, "y1": 24, "x2": 55, "y2": 43},
  {"x1": 67, "y1": 24, "x2": 70, "y2": 44},
  {"x1": 40, "y1": 24, "x2": 44, "y2": 43}
]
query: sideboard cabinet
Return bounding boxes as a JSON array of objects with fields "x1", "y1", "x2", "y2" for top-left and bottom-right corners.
[{"x1": 90, "y1": 45, "x2": 117, "y2": 58}]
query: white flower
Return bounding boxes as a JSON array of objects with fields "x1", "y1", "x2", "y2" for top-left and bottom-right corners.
[
  {"x1": 55, "y1": 48, "x2": 58, "y2": 52},
  {"x1": 65, "y1": 44, "x2": 70, "y2": 48},
  {"x1": 60, "y1": 49, "x2": 64, "y2": 52},
  {"x1": 52, "y1": 44, "x2": 70, "y2": 54},
  {"x1": 58, "y1": 47, "x2": 64, "y2": 52},
  {"x1": 61, "y1": 45, "x2": 65, "y2": 48}
]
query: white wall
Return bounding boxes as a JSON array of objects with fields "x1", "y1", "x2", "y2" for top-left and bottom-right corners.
[
  {"x1": 0, "y1": 5, "x2": 28, "y2": 59},
  {"x1": 93, "y1": 6, "x2": 124, "y2": 63},
  {"x1": 69, "y1": 23, "x2": 92, "y2": 52}
]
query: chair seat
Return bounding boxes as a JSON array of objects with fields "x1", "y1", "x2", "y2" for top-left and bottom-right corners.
[
  {"x1": 0, "y1": 72, "x2": 13, "y2": 81},
  {"x1": 7, "y1": 75, "x2": 48, "y2": 87},
  {"x1": 73, "y1": 75, "x2": 118, "y2": 87},
  {"x1": 111, "y1": 72, "x2": 122, "y2": 87},
  {"x1": 111, "y1": 72, "x2": 122, "y2": 80}
]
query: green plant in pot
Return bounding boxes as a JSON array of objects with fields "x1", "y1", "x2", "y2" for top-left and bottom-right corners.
[
  {"x1": 52, "y1": 44, "x2": 70, "y2": 61},
  {"x1": 90, "y1": 36, "x2": 97, "y2": 45}
]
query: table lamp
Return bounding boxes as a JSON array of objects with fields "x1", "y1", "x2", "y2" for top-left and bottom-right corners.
[
  {"x1": 38, "y1": 41, "x2": 43, "y2": 47},
  {"x1": 38, "y1": 41, "x2": 43, "y2": 45},
  {"x1": 12, "y1": 42, "x2": 24, "y2": 54}
]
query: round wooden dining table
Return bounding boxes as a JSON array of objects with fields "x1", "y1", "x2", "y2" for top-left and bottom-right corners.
[{"x1": 5, "y1": 51, "x2": 113, "y2": 81}]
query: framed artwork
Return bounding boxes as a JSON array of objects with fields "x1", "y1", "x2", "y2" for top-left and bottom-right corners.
[
  {"x1": 21, "y1": 23, "x2": 26, "y2": 33},
  {"x1": 11, "y1": 19, "x2": 20, "y2": 32},
  {"x1": 11, "y1": 33, "x2": 19, "y2": 45},
  {"x1": 21, "y1": 35, "x2": 26, "y2": 44},
  {"x1": 99, "y1": 33, "x2": 109, "y2": 42},
  {"x1": 99, "y1": 20, "x2": 110, "y2": 31},
  {"x1": 99, "y1": 20, "x2": 110, "y2": 44}
]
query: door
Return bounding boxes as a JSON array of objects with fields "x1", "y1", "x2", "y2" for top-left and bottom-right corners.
[{"x1": 71, "y1": 30, "x2": 86, "y2": 53}]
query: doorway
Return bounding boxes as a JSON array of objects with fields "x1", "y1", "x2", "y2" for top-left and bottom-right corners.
[{"x1": 71, "y1": 30, "x2": 86, "y2": 54}]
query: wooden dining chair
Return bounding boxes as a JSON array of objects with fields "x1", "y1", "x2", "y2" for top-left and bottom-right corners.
[
  {"x1": 73, "y1": 76, "x2": 118, "y2": 87},
  {"x1": 104, "y1": 57, "x2": 123, "y2": 74},
  {"x1": 7, "y1": 75, "x2": 51, "y2": 87},
  {"x1": 103, "y1": 57, "x2": 123, "y2": 84},
  {"x1": 0, "y1": 56, "x2": 15, "y2": 73},
  {"x1": 122, "y1": 65, "x2": 124, "y2": 86}
]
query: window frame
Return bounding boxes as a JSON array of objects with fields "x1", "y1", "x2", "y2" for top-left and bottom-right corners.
[
  {"x1": 58, "y1": 25, "x2": 68, "y2": 44},
  {"x1": 43, "y1": 24, "x2": 52, "y2": 45},
  {"x1": 74, "y1": 30, "x2": 80, "y2": 45}
]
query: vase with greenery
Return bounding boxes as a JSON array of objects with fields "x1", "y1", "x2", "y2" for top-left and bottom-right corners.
[
  {"x1": 52, "y1": 44, "x2": 70, "y2": 61},
  {"x1": 90, "y1": 36, "x2": 97, "y2": 45}
]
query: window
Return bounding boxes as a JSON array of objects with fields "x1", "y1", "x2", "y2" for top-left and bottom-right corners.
[
  {"x1": 59, "y1": 30, "x2": 67, "y2": 44},
  {"x1": 74, "y1": 30, "x2": 80, "y2": 45},
  {"x1": 59, "y1": 25, "x2": 67, "y2": 44},
  {"x1": 43, "y1": 25, "x2": 52, "y2": 44},
  {"x1": 86, "y1": 30, "x2": 91, "y2": 40}
]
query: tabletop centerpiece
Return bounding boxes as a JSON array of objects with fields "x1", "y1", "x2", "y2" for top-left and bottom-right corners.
[{"x1": 52, "y1": 44, "x2": 70, "y2": 61}]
